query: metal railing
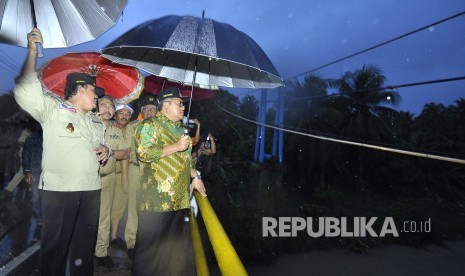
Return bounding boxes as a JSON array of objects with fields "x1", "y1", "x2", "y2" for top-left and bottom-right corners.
[{"x1": 191, "y1": 191, "x2": 248, "y2": 276}]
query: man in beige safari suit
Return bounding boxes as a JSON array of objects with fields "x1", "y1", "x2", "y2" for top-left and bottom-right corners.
[
  {"x1": 109, "y1": 104, "x2": 133, "y2": 246},
  {"x1": 14, "y1": 28, "x2": 110, "y2": 276},
  {"x1": 94, "y1": 95, "x2": 130, "y2": 268}
]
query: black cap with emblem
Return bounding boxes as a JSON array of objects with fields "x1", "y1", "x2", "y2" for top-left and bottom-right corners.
[
  {"x1": 139, "y1": 94, "x2": 158, "y2": 107},
  {"x1": 65, "y1": 73, "x2": 105, "y2": 98}
]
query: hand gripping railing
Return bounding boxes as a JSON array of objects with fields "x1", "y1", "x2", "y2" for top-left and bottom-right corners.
[{"x1": 191, "y1": 191, "x2": 248, "y2": 276}]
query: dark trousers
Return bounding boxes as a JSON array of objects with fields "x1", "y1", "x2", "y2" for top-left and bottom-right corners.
[
  {"x1": 40, "y1": 190, "x2": 100, "y2": 276},
  {"x1": 132, "y1": 210, "x2": 189, "y2": 276}
]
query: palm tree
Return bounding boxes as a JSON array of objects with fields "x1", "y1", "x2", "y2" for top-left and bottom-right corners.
[
  {"x1": 284, "y1": 74, "x2": 346, "y2": 190},
  {"x1": 331, "y1": 65, "x2": 400, "y2": 139},
  {"x1": 330, "y1": 65, "x2": 401, "y2": 189}
]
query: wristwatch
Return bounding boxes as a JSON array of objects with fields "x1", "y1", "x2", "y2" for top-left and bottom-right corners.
[{"x1": 192, "y1": 170, "x2": 201, "y2": 180}]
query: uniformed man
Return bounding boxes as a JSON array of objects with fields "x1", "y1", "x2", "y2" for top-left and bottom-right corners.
[
  {"x1": 132, "y1": 87, "x2": 207, "y2": 275},
  {"x1": 14, "y1": 28, "x2": 110, "y2": 276},
  {"x1": 109, "y1": 104, "x2": 133, "y2": 246},
  {"x1": 94, "y1": 95, "x2": 130, "y2": 268},
  {"x1": 124, "y1": 94, "x2": 158, "y2": 259}
]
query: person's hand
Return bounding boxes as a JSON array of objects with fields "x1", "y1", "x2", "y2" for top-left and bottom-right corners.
[
  {"x1": 94, "y1": 144, "x2": 110, "y2": 163},
  {"x1": 191, "y1": 119, "x2": 200, "y2": 126},
  {"x1": 176, "y1": 135, "x2": 191, "y2": 152},
  {"x1": 191, "y1": 178, "x2": 207, "y2": 197},
  {"x1": 27, "y1": 28, "x2": 43, "y2": 51},
  {"x1": 24, "y1": 172, "x2": 34, "y2": 186}
]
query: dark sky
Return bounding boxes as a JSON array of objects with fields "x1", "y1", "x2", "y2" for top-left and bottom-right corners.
[{"x1": 0, "y1": 0, "x2": 464, "y2": 115}]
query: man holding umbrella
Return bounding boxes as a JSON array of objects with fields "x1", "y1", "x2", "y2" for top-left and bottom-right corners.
[
  {"x1": 133, "y1": 87, "x2": 207, "y2": 275},
  {"x1": 14, "y1": 28, "x2": 110, "y2": 276}
]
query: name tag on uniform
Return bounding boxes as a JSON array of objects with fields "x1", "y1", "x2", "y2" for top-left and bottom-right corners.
[{"x1": 60, "y1": 103, "x2": 77, "y2": 113}]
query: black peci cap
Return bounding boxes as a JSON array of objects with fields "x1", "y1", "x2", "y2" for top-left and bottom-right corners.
[
  {"x1": 158, "y1": 87, "x2": 181, "y2": 100},
  {"x1": 65, "y1": 73, "x2": 104, "y2": 97},
  {"x1": 139, "y1": 94, "x2": 158, "y2": 107},
  {"x1": 157, "y1": 87, "x2": 189, "y2": 104}
]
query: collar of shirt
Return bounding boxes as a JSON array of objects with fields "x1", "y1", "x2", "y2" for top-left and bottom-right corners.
[{"x1": 157, "y1": 112, "x2": 181, "y2": 126}]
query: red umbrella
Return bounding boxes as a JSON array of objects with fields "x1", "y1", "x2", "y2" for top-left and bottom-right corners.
[
  {"x1": 144, "y1": 75, "x2": 216, "y2": 101},
  {"x1": 39, "y1": 52, "x2": 143, "y2": 104}
]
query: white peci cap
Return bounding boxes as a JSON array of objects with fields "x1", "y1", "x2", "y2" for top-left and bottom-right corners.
[{"x1": 115, "y1": 104, "x2": 134, "y2": 115}]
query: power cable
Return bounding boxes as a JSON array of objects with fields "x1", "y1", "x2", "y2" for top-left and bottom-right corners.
[
  {"x1": 0, "y1": 50, "x2": 21, "y2": 72},
  {"x1": 0, "y1": 57, "x2": 21, "y2": 76},
  {"x1": 286, "y1": 11, "x2": 465, "y2": 80},
  {"x1": 214, "y1": 101, "x2": 465, "y2": 165},
  {"x1": 289, "y1": 75, "x2": 465, "y2": 101}
]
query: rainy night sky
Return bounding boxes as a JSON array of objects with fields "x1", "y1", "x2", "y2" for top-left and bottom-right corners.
[{"x1": 0, "y1": 0, "x2": 464, "y2": 115}]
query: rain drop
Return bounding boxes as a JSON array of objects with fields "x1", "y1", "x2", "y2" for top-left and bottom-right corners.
[
  {"x1": 428, "y1": 26, "x2": 435, "y2": 32},
  {"x1": 387, "y1": 96, "x2": 391, "y2": 101},
  {"x1": 287, "y1": 12, "x2": 294, "y2": 19},
  {"x1": 75, "y1": 258, "x2": 83, "y2": 266}
]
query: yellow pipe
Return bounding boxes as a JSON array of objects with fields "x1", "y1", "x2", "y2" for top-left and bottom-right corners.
[
  {"x1": 189, "y1": 208, "x2": 210, "y2": 276},
  {"x1": 194, "y1": 191, "x2": 248, "y2": 276}
]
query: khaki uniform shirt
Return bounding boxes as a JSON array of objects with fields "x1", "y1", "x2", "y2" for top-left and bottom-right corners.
[
  {"x1": 100, "y1": 124, "x2": 131, "y2": 176},
  {"x1": 114, "y1": 126, "x2": 131, "y2": 174},
  {"x1": 128, "y1": 120, "x2": 140, "y2": 165},
  {"x1": 14, "y1": 72, "x2": 106, "y2": 191}
]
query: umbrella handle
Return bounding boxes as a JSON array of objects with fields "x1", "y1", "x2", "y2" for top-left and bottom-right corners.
[{"x1": 36, "y1": 42, "x2": 43, "y2": 58}]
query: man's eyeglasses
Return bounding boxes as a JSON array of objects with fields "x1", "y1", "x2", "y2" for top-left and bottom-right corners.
[
  {"x1": 166, "y1": 100, "x2": 185, "y2": 108},
  {"x1": 98, "y1": 103, "x2": 115, "y2": 110}
]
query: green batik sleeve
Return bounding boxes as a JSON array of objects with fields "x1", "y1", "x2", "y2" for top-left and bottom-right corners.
[{"x1": 135, "y1": 122, "x2": 163, "y2": 163}]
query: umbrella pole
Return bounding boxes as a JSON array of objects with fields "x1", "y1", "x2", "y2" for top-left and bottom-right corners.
[
  {"x1": 185, "y1": 65, "x2": 196, "y2": 120},
  {"x1": 183, "y1": 66, "x2": 196, "y2": 135},
  {"x1": 30, "y1": 0, "x2": 43, "y2": 57}
]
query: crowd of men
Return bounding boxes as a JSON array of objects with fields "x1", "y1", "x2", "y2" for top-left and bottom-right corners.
[{"x1": 9, "y1": 28, "x2": 215, "y2": 276}]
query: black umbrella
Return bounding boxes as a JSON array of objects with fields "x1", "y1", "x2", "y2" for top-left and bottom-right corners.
[{"x1": 101, "y1": 14, "x2": 283, "y2": 90}]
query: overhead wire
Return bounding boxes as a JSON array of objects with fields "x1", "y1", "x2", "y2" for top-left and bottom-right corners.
[
  {"x1": 0, "y1": 50, "x2": 22, "y2": 71},
  {"x1": 234, "y1": 11, "x2": 465, "y2": 100},
  {"x1": 213, "y1": 11, "x2": 465, "y2": 166},
  {"x1": 0, "y1": 57, "x2": 21, "y2": 76},
  {"x1": 289, "y1": 75, "x2": 465, "y2": 101},
  {"x1": 214, "y1": 101, "x2": 465, "y2": 165},
  {"x1": 0, "y1": 50, "x2": 22, "y2": 77},
  {"x1": 286, "y1": 10, "x2": 465, "y2": 80}
]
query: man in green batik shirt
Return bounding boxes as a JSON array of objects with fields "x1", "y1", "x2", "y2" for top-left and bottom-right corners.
[{"x1": 132, "y1": 87, "x2": 207, "y2": 276}]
